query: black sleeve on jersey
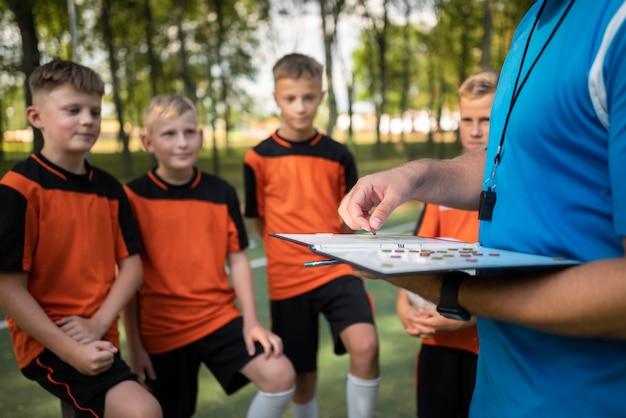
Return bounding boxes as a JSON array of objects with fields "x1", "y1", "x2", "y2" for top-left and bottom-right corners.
[
  {"x1": 0, "y1": 185, "x2": 27, "y2": 271},
  {"x1": 243, "y1": 162, "x2": 259, "y2": 218},
  {"x1": 226, "y1": 185, "x2": 249, "y2": 250}
]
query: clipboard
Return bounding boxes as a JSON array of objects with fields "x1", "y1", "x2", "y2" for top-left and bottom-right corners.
[{"x1": 270, "y1": 233, "x2": 580, "y2": 277}]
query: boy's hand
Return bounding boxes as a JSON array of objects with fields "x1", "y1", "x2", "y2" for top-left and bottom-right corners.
[
  {"x1": 408, "y1": 306, "x2": 472, "y2": 338},
  {"x1": 127, "y1": 344, "x2": 157, "y2": 391},
  {"x1": 244, "y1": 323, "x2": 284, "y2": 358},
  {"x1": 56, "y1": 315, "x2": 105, "y2": 344},
  {"x1": 66, "y1": 340, "x2": 118, "y2": 376},
  {"x1": 397, "y1": 295, "x2": 426, "y2": 338}
]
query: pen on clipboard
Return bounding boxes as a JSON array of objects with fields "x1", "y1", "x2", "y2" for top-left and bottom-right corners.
[{"x1": 304, "y1": 259, "x2": 344, "y2": 267}]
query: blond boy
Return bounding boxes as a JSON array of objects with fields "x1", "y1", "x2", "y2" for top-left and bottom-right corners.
[{"x1": 123, "y1": 94, "x2": 295, "y2": 418}]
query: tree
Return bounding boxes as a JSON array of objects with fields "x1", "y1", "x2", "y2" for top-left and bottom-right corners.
[
  {"x1": 100, "y1": 0, "x2": 133, "y2": 177},
  {"x1": 318, "y1": 0, "x2": 346, "y2": 136},
  {"x1": 5, "y1": 0, "x2": 43, "y2": 152}
]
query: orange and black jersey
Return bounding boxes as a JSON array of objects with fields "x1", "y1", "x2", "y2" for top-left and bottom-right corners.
[
  {"x1": 124, "y1": 169, "x2": 248, "y2": 354},
  {"x1": 0, "y1": 153, "x2": 141, "y2": 369},
  {"x1": 414, "y1": 203, "x2": 479, "y2": 355},
  {"x1": 244, "y1": 131, "x2": 359, "y2": 301}
]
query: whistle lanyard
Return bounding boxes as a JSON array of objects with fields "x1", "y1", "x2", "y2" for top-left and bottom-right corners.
[{"x1": 479, "y1": 0, "x2": 575, "y2": 221}]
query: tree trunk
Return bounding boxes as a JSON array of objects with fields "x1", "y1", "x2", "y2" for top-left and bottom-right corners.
[
  {"x1": 481, "y1": 0, "x2": 493, "y2": 69},
  {"x1": 7, "y1": 0, "x2": 42, "y2": 153},
  {"x1": 175, "y1": 0, "x2": 197, "y2": 104},
  {"x1": 319, "y1": 0, "x2": 340, "y2": 136},
  {"x1": 101, "y1": 0, "x2": 132, "y2": 178},
  {"x1": 143, "y1": 0, "x2": 161, "y2": 97},
  {"x1": 399, "y1": 0, "x2": 413, "y2": 149},
  {"x1": 376, "y1": 0, "x2": 388, "y2": 150}
]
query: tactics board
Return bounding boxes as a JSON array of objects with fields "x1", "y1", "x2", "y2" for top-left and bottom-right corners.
[{"x1": 270, "y1": 233, "x2": 580, "y2": 277}]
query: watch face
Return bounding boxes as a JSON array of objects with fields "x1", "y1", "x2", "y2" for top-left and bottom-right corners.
[{"x1": 436, "y1": 306, "x2": 471, "y2": 321}]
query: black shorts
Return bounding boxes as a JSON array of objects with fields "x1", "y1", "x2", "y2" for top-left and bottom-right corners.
[
  {"x1": 21, "y1": 348, "x2": 138, "y2": 418},
  {"x1": 149, "y1": 317, "x2": 265, "y2": 418},
  {"x1": 417, "y1": 345, "x2": 477, "y2": 418},
  {"x1": 271, "y1": 275, "x2": 375, "y2": 374}
]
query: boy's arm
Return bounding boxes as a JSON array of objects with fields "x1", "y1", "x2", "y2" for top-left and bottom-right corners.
[
  {"x1": 121, "y1": 290, "x2": 156, "y2": 388},
  {"x1": 396, "y1": 288, "x2": 422, "y2": 337},
  {"x1": 57, "y1": 254, "x2": 143, "y2": 343},
  {"x1": 0, "y1": 271, "x2": 118, "y2": 375},
  {"x1": 228, "y1": 250, "x2": 282, "y2": 357},
  {"x1": 92, "y1": 254, "x2": 143, "y2": 331}
]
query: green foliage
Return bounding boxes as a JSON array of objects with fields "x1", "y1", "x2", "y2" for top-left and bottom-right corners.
[{"x1": 351, "y1": 0, "x2": 528, "y2": 124}]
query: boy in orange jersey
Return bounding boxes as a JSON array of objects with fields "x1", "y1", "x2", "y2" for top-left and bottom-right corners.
[
  {"x1": 243, "y1": 53, "x2": 381, "y2": 418},
  {"x1": 123, "y1": 94, "x2": 295, "y2": 418},
  {"x1": 0, "y1": 58, "x2": 162, "y2": 418},
  {"x1": 396, "y1": 69, "x2": 499, "y2": 418}
]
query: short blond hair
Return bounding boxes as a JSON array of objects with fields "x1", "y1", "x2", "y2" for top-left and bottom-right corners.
[
  {"x1": 458, "y1": 70, "x2": 499, "y2": 100},
  {"x1": 272, "y1": 53, "x2": 324, "y2": 83},
  {"x1": 144, "y1": 94, "x2": 197, "y2": 134},
  {"x1": 29, "y1": 57, "x2": 104, "y2": 98}
]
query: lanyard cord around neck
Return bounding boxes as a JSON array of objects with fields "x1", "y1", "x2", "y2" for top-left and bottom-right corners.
[{"x1": 486, "y1": 0, "x2": 575, "y2": 190}]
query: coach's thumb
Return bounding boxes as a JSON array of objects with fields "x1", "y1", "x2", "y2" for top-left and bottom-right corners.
[{"x1": 369, "y1": 206, "x2": 392, "y2": 231}]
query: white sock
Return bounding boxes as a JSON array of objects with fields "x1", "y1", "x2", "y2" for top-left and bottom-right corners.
[
  {"x1": 346, "y1": 373, "x2": 381, "y2": 418},
  {"x1": 291, "y1": 396, "x2": 319, "y2": 418},
  {"x1": 246, "y1": 386, "x2": 295, "y2": 418}
]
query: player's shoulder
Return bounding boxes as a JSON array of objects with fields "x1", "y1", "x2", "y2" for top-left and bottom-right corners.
[
  {"x1": 199, "y1": 170, "x2": 236, "y2": 191},
  {"x1": 125, "y1": 173, "x2": 151, "y2": 192},
  {"x1": 248, "y1": 135, "x2": 280, "y2": 156}
]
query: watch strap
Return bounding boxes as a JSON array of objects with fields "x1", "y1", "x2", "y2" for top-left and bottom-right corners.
[{"x1": 437, "y1": 271, "x2": 471, "y2": 321}]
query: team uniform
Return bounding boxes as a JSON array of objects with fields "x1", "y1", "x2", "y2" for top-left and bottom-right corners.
[
  {"x1": 478, "y1": 1, "x2": 626, "y2": 416},
  {"x1": 243, "y1": 131, "x2": 375, "y2": 372},
  {"x1": 411, "y1": 204, "x2": 479, "y2": 418},
  {"x1": 0, "y1": 153, "x2": 141, "y2": 418},
  {"x1": 124, "y1": 168, "x2": 264, "y2": 417}
]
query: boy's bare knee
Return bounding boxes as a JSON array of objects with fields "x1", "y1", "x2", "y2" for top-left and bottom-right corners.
[{"x1": 105, "y1": 381, "x2": 162, "y2": 418}]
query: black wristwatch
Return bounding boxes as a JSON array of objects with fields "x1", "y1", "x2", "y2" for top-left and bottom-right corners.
[{"x1": 437, "y1": 271, "x2": 471, "y2": 321}]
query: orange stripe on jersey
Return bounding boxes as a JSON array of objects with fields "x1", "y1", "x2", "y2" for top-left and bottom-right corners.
[
  {"x1": 31, "y1": 153, "x2": 68, "y2": 180},
  {"x1": 244, "y1": 132, "x2": 358, "y2": 300}
]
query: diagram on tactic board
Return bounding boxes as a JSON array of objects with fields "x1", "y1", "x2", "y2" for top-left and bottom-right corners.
[{"x1": 270, "y1": 233, "x2": 580, "y2": 277}]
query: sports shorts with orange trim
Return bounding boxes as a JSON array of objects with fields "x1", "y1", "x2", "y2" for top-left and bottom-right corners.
[{"x1": 21, "y1": 349, "x2": 138, "y2": 418}]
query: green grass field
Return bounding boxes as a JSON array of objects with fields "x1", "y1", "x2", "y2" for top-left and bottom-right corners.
[{"x1": 0, "y1": 139, "x2": 460, "y2": 417}]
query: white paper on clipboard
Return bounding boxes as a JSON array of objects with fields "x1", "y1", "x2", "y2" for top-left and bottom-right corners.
[{"x1": 270, "y1": 233, "x2": 580, "y2": 277}]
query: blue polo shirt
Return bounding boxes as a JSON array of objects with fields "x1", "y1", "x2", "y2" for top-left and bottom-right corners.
[{"x1": 476, "y1": 0, "x2": 626, "y2": 416}]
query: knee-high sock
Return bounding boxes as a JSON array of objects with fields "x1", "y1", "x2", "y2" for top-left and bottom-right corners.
[
  {"x1": 246, "y1": 386, "x2": 295, "y2": 418},
  {"x1": 291, "y1": 396, "x2": 319, "y2": 418},
  {"x1": 346, "y1": 373, "x2": 381, "y2": 418}
]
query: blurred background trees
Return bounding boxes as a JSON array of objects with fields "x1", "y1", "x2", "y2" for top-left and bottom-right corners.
[{"x1": 0, "y1": 0, "x2": 533, "y2": 174}]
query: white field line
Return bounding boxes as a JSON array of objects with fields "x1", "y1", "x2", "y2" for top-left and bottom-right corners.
[{"x1": 0, "y1": 222, "x2": 415, "y2": 331}]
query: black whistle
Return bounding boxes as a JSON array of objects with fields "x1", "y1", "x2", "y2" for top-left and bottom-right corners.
[{"x1": 478, "y1": 189, "x2": 496, "y2": 221}]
